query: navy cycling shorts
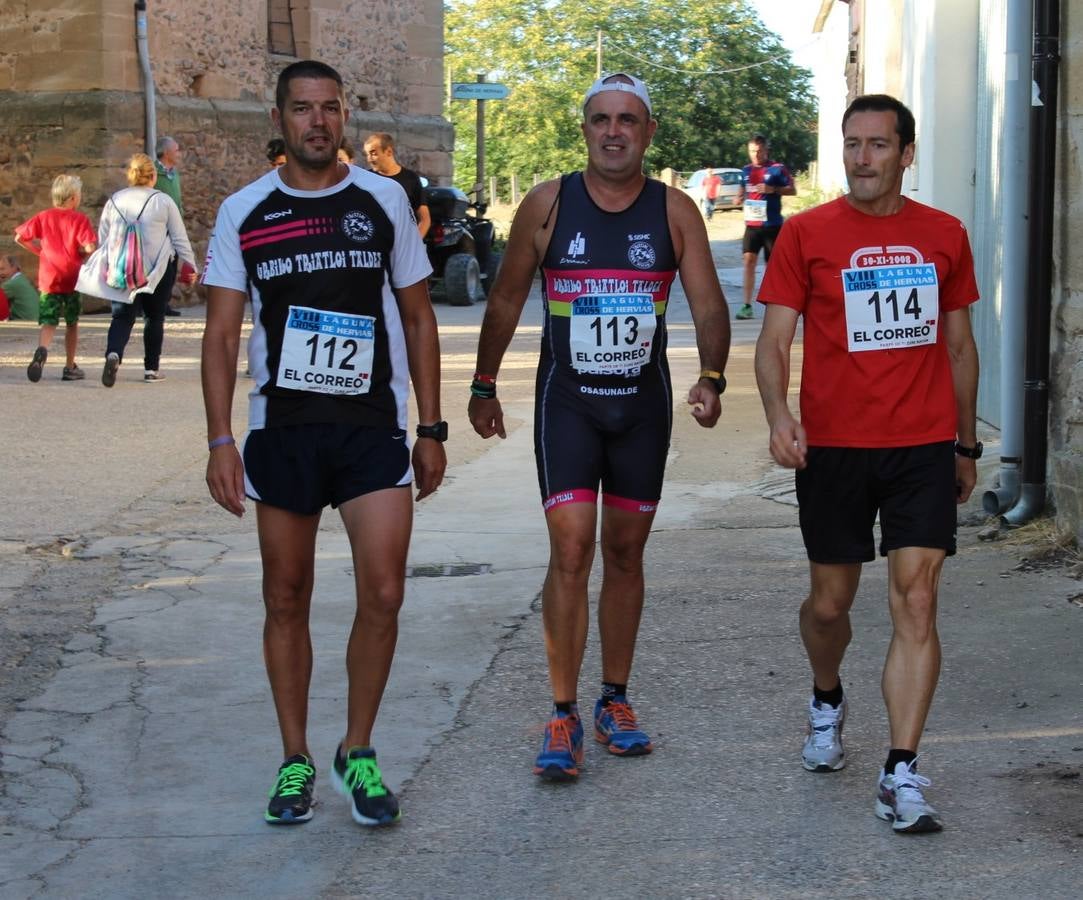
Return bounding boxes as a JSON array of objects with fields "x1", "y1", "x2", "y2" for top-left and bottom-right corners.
[{"x1": 534, "y1": 370, "x2": 672, "y2": 514}]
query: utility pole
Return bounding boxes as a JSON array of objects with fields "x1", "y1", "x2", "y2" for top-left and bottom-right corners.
[{"x1": 596, "y1": 30, "x2": 603, "y2": 78}]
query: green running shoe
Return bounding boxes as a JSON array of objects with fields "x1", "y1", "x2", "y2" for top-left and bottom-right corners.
[
  {"x1": 265, "y1": 753, "x2": 316, "y2": 824},
  {"x1": 332, "y1": 744, "x2": 401, "y2": 827}
]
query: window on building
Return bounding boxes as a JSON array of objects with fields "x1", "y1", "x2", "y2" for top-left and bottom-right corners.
[{"x1": 268, "y1": 0, "x2": 296, "y2": 57}]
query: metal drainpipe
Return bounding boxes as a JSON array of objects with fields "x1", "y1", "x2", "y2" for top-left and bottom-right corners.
[
  {"x1": 1002, "y1": 0, "x2": 1059, "y2": 527},
  {"x1": 983, "y1": 0, "x2": 1032, "y2": 515},
  {"x1": 135, "y1": 1, "x2": 156, "y2": 157}
]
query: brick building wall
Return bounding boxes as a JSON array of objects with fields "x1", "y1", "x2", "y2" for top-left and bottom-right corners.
[{"x1": 0, "y1": 0, "x2": 452, "y2": 299}]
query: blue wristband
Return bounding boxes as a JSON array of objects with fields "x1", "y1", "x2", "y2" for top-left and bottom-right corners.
[{"x1": 208, "y1": 435, "x2": 235, "y2": 450}]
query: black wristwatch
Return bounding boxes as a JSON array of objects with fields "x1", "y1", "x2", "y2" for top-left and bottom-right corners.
[
  {"x1": 954, "y1": 441, "x2": 983, "y2": 459},
  {"x1": 416, "y1": 421, "x2": 449, "y2": 442},
  {"x1": 699, "y1": 369, "x2": 727, "y2": 395}
]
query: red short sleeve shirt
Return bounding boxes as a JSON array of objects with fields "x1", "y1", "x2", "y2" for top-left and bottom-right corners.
[
  {"x1": 15, "y1": 208, "x2": 96, "y2": 294},
  {"x1": 757, "y1": 197, "x2": 979, "y2": 448}
]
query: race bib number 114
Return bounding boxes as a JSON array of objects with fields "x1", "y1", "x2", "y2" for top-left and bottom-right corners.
[{"x1": 843, "y1": 264, "x2": 939, "y2": 353}]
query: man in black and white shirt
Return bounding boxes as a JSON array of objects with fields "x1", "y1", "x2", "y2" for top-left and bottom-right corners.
[{"x1": 201, "y1": 59, "x2": 445, "y2": 829}]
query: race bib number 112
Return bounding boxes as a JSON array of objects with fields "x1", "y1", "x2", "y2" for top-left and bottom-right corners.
[
  {"x1": 843, "y1": 264, "x2": 939, "y2": 352},
  {"x1": 277, "y1": 305, "x2": 375, "y2": 395}
]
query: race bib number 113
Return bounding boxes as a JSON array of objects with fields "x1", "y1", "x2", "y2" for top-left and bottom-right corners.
[
  {"x1": 569, "y1": 293, "x2": 655, "y2": 376},
  {"x1": 843, "y1": 264, "x2": 939, "y2": 353}
]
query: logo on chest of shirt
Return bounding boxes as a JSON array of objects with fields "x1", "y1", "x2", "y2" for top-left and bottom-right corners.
[
  {"x1": 627, "y1": 241, "x2": 656, "y2": 270},
  {"x1": 341, "y1": 211, "x2": 375, "y2": 243},
  {"x1": 850, "y1": 244, "x2": 924, "y2": 268},
  {"x1": 264, "y1": 209, "x2": 293, "y2": 221},
  {"x1": 559, "y1": 231, "x2": 588, "y2": 265}
]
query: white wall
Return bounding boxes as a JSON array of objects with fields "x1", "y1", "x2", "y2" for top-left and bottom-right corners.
[
  {"x1": 812, "y1": 0, "x2": 981, "y2": 229},
  {"x1": 899, "y1": 0, "x2": 981, "y2": 229},
  {"x1": 812, "y1": 4, "x2": 850, "y2": 195}
]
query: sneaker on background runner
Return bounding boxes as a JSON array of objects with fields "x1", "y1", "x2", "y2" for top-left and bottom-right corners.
[
  {"x1": 594, "y1": 696, "x2": 653, "y2": 756},
  {"x1": 533, "y1": 710, "x2": 584, "y2": 781},
  {"x1": 27, "y1": 345, "x2": 47, "y2": 382},
  {"x1": 735, "y1": 304, "x2": 754, "y2": 320},
  {"x1": 802, "y1": 696, "x2": 847, "y2": 772},
  {"x1": 332, "y1": 745, "x2": 401, "y2": 827},
  {"x1": 143, "y1": 370, "x2": 166, "y2": 382},
  {"x1": 62, "y1": 364, "x2": 85, "y2": 381},
  {"x1": 264, "y1": 753, "x2": 316, "y2": 825},
  {"x1": 875, "y1": 759, "x2": 944, "y2": 833}
]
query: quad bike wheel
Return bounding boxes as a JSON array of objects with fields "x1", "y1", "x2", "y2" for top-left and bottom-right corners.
[{"x1": 444, "y1": 252, "x2": 483, "y2": 306}]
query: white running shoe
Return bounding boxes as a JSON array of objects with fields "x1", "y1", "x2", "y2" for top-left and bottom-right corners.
[
  {"x1": 801, "y1": 696, "x2": 847, "y2": 772},
  {"x1": 875, "y1": 759, "x2": 944, "y2": 833}
]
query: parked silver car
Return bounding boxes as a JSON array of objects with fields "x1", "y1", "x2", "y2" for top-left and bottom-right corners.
[{"x1": 683, "y1": 167, "x2": 743, "y2": 218}]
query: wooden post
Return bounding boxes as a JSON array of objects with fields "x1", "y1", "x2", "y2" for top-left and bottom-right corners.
[{"x1": 475, "y1": 74, "x2": 487, "y2": 206}]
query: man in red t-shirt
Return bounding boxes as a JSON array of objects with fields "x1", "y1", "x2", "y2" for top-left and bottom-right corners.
[
  {"x1": 702, "y1": 168, "x2": 722, "y2": 220},
  {"x1": 14, "y1": 174, "x2": 97, "y2": 382},
  {"x1": 754, "y1": 95, "x2": 980, "y2": 835}
]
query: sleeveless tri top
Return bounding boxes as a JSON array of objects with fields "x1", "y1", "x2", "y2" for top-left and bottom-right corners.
[{"x1": 539, "y1": 172, "x2": 677, "y2": 383}]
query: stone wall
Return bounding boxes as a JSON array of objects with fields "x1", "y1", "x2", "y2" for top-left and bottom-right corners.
[
  {"x1": 0, "y1": 0, "x2": 451, "y2": 298},
  {"x1": 0, "y1": 0, "x2": 443, "y2": 107},
  {"x1": 1051, "y1": 1, "x2": 1083, "y2": 543}
]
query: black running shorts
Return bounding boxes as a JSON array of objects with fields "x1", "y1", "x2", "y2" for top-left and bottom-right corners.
[
  {"x1": 742, "y1": 224, "x2": 781, "y2": 259},
  {"x1": 794, "y1": 441, "x2": 957, "y2": 564},
  {"x1": 243, "y1": 422, "x2": 411, "y2": 515}
]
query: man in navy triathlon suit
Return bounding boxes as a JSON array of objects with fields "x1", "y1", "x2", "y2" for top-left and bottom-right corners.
[{"x1": 469, "y1": 73, "x2": 732, "y2": 782}]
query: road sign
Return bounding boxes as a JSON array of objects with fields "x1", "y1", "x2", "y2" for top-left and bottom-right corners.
[{"x1": 451, "y1": 82, "x2": 510, "y2": 101}]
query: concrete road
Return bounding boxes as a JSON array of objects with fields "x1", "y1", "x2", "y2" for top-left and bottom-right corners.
[{"x1": 1, "y1": 224, "x2": 1081, "y2": 898}]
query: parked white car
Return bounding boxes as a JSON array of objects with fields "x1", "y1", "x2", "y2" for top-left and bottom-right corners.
[{"x1": 682, "y1": 167, "x2": 743, "y2": 217}]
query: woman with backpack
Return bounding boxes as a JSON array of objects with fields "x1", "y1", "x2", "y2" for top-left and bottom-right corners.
[{"x1": 91, "y1": 153, "x2": 197, "y2": 386}]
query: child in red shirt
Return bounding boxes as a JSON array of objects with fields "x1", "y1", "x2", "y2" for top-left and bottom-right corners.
[{"x1": 14, "y1": 174, "x2": 97, "y2": 382}]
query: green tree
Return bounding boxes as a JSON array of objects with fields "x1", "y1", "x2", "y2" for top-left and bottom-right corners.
[{"x1": 444, "y1": 0, "x2": 817, "y2": 196}]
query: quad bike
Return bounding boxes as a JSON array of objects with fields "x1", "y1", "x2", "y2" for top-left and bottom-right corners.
[{"x1": 424, "y1": 186, "x2": 503, "y2": 306}]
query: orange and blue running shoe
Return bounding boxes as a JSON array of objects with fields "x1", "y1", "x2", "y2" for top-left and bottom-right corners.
[
  {"x1": 533, "y1": 711, "x2": 584, "y2": 781},
  {"x1": 594, "y1": 696, "x2": 653, "y2": 756}
]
